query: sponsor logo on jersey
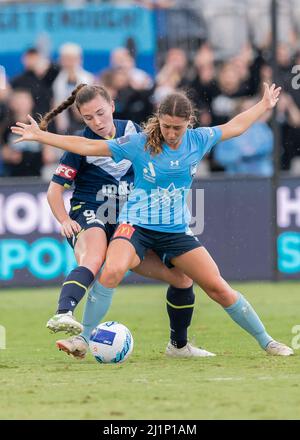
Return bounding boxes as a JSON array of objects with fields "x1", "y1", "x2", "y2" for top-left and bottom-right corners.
[
  {"x1": 170, "y1": 160, "x2": 180, "y2": 167},
  {"x1": 143, "y1": 162, "x2": 156, "y2": 183},
  {"x1": 101, "y1": 182, "x2": 134, "y2": 198},
  {"x1": 113, "y1": 223, "x2": 135, "y2": 239},
  {"x1": 55, "y1": 164, "x2": 77, "y2": 180}
]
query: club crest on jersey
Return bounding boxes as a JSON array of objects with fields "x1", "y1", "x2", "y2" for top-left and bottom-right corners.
[
  {"x1": 143, "y1": 162, "x2": 156, "y2": 183},
  {"x1": 170, "y1": 160, "x2": 180, "y2": 168},
  {"x1": 190, "y1": 161, "x2": 198, "y2": 177},
  {"x1": 150, "y1": 183, "x2": 185, "y2": 207}
]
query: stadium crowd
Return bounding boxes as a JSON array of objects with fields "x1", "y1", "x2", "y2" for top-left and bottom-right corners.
[{"x1": 1, "y1": 0, "x2": 300, "y2": 179}]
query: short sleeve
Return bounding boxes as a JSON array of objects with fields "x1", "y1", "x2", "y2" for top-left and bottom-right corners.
[
  {"x1": 52, "y1": 151, "x2": 83, "y2": 188},
  {"x1": 193, "y1": 126, "x2": 222, "y2": 158},
  {"x1": 106, "y1": 133, "x2": 143, "y2": 163}
]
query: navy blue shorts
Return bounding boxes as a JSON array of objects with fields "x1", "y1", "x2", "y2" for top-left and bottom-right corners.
[
  {"x1": 67, "y1": 204, "x2": 117, "y2": 249},
  {"x1": 111, "y1": 224, "x2": 202, "y2": 268}
]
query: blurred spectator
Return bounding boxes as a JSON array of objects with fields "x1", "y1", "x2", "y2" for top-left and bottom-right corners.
[
  {"x1": 247, "y1": 0, "x2": 295, "y2": 50},
  {"x1": 186, "y1": 44, "x2": 218, "y2": 109},
  {"x1": 291, "y1": 0, "x2": 300, "y2": 48},
  {"x1": 1, "y1": 90, "x2": 45, "y2": 177},
  {"x1": 229, "y1": 44, "x2": 263, "y2": 96},
  {"x1": 199, "y1": 0, "x2": 249, "y2": 60},
  {"x1": 255, "y1": 61, "x2": 300, "y2": 172},
  {"x1": 10, "y1": 48, "x2": 59, "y2": 118},
  {"x1": 53, "y1": 42, "x2": 94, "y2": 133},
  {"x1": 99, "y1": 67, "x2": 153, "y2": 124},
  {"x1": 154, "y1": 48, "x2": 188, "y2": 104},
  {"x1": 0, "y1": 86, "x2": 10, "y2": 138},
  {"x1": 275, "y1": 43, "x2": 295, "y2": 89},
  {"x1": 110, "y1": 47, "x2": 153, "y2": 91},
  {"x1": 277, "y1": 92, "x2": 300, "y2": 171},
  {"x1": 2, "y1": 0, "x2": 300, "y2": 180},
  {"x1": 211, "y1": 61, "x2": 248, "y2": 127},
  {"x1": 287, "y1": 51, "x2": 300, "y2": 117},
  {"x1": 214, "y1": 98, "x2": 274, "y2": 176}
]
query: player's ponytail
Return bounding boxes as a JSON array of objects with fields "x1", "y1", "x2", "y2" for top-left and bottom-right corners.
[
  {"x1": 39, "y1": 83, "x2": 86, "y2": 131},
  {"x1": 39, "y1": 84, "x2": 112, "y2": 131},
  {"x1": 142, "y1": 116, "x2": 164, "y2": 155},
  {"x1": 143, "y1": 91, "x2": 195, "y2": 155}
]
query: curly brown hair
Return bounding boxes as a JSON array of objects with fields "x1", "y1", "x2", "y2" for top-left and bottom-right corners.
[
  {"x1": 39, "y1": 84, "x2": 112, "y2": 131},
  {"x1": 143, "y1": 92, "x2": 195, "y2": 155}
]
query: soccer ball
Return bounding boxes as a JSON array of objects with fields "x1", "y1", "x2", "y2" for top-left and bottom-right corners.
[{"x1": 89, "y1": 321, "x2": 134, "y2": 364}]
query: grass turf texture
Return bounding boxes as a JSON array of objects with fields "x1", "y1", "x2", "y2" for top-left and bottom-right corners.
[{"x1": 0, "y1": 283, "x2": 299, "y2": 420}]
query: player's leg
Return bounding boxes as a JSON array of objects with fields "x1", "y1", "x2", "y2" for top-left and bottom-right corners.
[
  {"x1": 56, "y1": 226, "x2": 144, "y2": 358},
  {"x1": 133, "y1": 250, "x2": 192, "y2": 288},
  {"x1": 133, "y1": 250, "x2": 215, "y2": 357},
  {"x1": 171, "y1": 247, "x2": 294, "y2": 356},
  {"x1": 100, "y1": 239, "x2": 141, "y2": 288},
  {"x1": 47, "y1": 227, "x2": 107, "y2": 335}
]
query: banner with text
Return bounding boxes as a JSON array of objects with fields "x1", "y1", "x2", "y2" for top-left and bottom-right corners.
[
  {"x1": 0, "y1": 3, "x2": 155, "y2": 77},
  {"x1": 0, "y1": 177, "x2": 299, "y2": 287}
]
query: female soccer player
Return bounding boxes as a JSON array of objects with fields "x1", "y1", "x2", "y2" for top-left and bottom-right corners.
[
  {"x1": 39, "y1": 84, "x2": 211, "y2": 359},
  {"x1": 11, "y1": 83, "x2": 294, "y2": 356}
]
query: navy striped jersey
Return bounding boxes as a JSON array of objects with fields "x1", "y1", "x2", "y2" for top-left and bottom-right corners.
[{"x1": 52, "y1": 119, "x2": 140, "y2": 210}]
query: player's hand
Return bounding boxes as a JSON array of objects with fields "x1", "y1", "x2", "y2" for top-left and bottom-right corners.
[
  {"x1": 61, "y1": 218, "x2": 82, "y2": 238},
  {"x1": 262, "y1": 82, "x2": 282, "y2": 110},
  {"x1": 10, "y1": 115, "x2": 41, "y2": 143}
]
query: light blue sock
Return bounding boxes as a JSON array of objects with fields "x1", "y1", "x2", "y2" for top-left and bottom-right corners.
[
  {"x1": 80, "y1": 281, "x2": 115, "y2": 343},
  {"x1": 224, "y1": 293, "x2": 273, "y2": 349}
]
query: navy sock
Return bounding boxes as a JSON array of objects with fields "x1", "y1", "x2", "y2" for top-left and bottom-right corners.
[
  {"x1": 57, "y1": 266, "x2": 95, "y2": 313},
  {"x1": 166, "y1": 285, "x2": 195, "y2": 349}
]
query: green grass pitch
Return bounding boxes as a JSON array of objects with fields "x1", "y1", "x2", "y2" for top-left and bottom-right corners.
[{"x1": 0, "y1": 282, "x2": 299, "y2": 420}]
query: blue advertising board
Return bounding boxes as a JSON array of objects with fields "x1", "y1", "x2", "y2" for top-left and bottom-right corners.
[
  {"x1": 1, "y1": 177, "x2": 299, "y2": 287},
  {"x1": 0, "y1": 3, "x2": 156, "y2": 77},
  {"x1": 277, "y1": 178, "x2": 300, "y2": 278}
]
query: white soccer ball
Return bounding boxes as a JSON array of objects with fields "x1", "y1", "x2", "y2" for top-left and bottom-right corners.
[{"x1": 89, "y1": 321, "x2": 134, "y2": 364}]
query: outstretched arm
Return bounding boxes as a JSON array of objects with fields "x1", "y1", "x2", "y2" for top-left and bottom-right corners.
[
  {"x1": 11, "y1": 115, "x2": 112, "y2": 157},
  {"x1": 219, "y1": 83, "x2": 281, "y2": 141}
]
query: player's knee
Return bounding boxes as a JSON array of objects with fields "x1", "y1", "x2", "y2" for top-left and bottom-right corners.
[
  {"x1": 77, "y1": 254, "x2": 102, "y2": 276},
  {"x1": 204, "y1": 276, "x2": 233, "y2": 303},
  {"x1": 172, "y1": 272, "x2": 193, "y2": 289},
  {"x1": 100, "y1": 264, "x2": 125, "y2": 288}
]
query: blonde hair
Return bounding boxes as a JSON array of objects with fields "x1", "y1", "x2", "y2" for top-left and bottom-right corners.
[
  {"x1": 143, "y1": 92, "x2": 195, "y2": 155},
  {"x1": 39, "y1": 84, "x2": 112, "y2": 131}
]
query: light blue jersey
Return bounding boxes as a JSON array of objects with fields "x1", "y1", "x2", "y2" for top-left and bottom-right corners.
[{"x1": 107, "y1": 126, "x2": 222, "y2": 233}]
